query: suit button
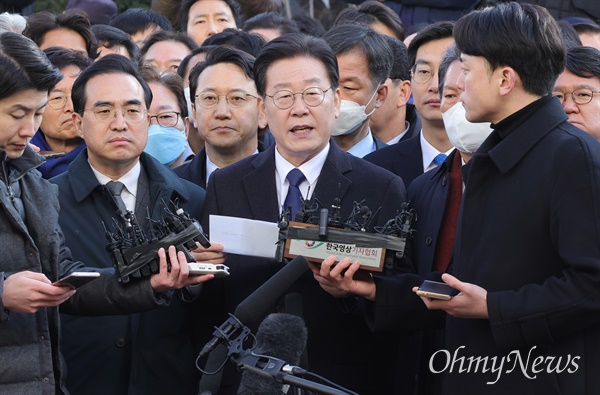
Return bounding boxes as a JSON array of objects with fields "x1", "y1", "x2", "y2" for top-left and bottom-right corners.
[
  {"x1": 426, "y1": 237, "x2": 432, "y2": 246},
  {"x1": 442, "y1": 176, "x2": 447, "y2": 186},
  {"x1": 115, "y1": 337, "x2": 126, "y2": 348}
]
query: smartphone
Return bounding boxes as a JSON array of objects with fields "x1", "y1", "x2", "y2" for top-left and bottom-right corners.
[
  {"x1": 416, "y1": 280, "x2": 458, "y2": 300},
  {"x1": 53, "y1": 272, "x2": 100, "y2": 289},
  {"x1": 188, "y1": 263, "x2": 230, "y2": 278}
]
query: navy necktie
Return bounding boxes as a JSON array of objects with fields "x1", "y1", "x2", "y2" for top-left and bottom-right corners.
[
  {"x1": 284, "y1": 168, "x2": 306, "y2": 220},
  {"x1": 434, "y1": 153, "x2": 447, "y2": 167}
]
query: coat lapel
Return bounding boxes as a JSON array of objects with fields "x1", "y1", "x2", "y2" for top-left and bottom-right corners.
[
  {"x1": 243, "y1": 146, "x2": 280, "y2": 222},
  {"x1": 312, "y1": 143, "x2": 352, "y2": 209}
]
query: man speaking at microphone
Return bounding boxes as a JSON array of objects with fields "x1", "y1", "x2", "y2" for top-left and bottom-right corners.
[{"x1": 198, "y1": 33, "x2": 410, "y2": 394}]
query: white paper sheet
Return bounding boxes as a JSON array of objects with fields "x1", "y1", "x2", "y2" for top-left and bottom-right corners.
[{"x1": 209, "y1": 215, "x2": 279, "y2": 259}]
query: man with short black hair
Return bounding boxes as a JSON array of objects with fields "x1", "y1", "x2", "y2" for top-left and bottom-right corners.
[
  {"x1": 179, "y1": 0, "x2": 241, "y2": 45},
  {"x1": 175, "y1": 46, "x2": 266, "y2": 189},
  {"x1": 51, "y1": 54, "x2": 212, "y2": 395},
  {"x1": 364, "y1": 21, "x2": 454, "y2": 186},
  {"x1": 369, "y1": 35, "x2": 420, "y2": 144},
  {"x1": 417, "y1": 4, "x2": 600, "y2": 393}
]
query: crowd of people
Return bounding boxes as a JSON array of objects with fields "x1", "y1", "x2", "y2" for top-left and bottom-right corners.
[{"x1": 0, "y1": 1, "x2": 599, "y2": 394}]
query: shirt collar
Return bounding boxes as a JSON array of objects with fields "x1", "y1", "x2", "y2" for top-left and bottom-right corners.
[
  {"x1": 205, "y1": 154, "x2": 219, "y2": 185},
  {"x1": 385, "y1": 121, "x2": 410, "y2": 145},
  {"x1": 205, "y1": 148, "x2": 259, "y2": 185},
  {"x1": 275, "y1": 143, "x2": 329, "y2": 188},
  {"x1": 347, "y1": 129, "x2": 377, "y2": 158},
  {"x1": 421, "y1": 130, "x2": 454, "y2": 172},
  {"x1": 275, "y1": 142, "x2": 329, "y2": 209},
  {"x1": 89, "y1": 159, "x2": 141, "y2": 198}
]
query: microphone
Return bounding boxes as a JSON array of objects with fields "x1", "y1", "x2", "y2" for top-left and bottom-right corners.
[
  {"x1": 237, "y1": 313, "x2": 308, "y2": 395},
  {"x1": 198, "y1": 255, "x2": 309, "y2": 359},
  {"x1": 319, "y1": 208, "x2": 329, "y2": 239}
]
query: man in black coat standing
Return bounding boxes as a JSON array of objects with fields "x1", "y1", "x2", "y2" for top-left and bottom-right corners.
[{"x1": 415, "y1": 3, "x2": 600, "y2": 394}]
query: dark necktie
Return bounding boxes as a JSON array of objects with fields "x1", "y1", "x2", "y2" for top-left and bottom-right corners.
[
  {"x1": 284, "y1": 168, "x2": 306, "y2": 220},
  {"x1": 433, "y1": 153, "x2": 463, "y2": 272},
  {"x1": 433, "y1": 153, "x2": 447, "y2": 167},
  {"x1": 106, "y1": 180, "x2": 128, "y2": 216}
]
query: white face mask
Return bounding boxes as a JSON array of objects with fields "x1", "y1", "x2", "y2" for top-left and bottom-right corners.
[
  {"x1": 331, "y1": 89, "x2": 378, "y2": 136},
  {"x1": 442, "y1": 102, "x2": 493, "y2": 153},
  {"x1": 184, "y1": 86, "x2": 194, "y2": 122}
]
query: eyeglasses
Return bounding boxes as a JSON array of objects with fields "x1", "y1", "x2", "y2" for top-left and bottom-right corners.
[
  {"x1": 149, "y1": 111, "x2": 180, "y2": 127},
  {"x1": 411, "y1": 64, "x2": 437, "y2": 85},
  {"x1": 47, "y1": 94, "x2": 71, "y2": 110},
  {"x1": 195, "y1": 91, "x2": 258, "y2": 109},
  {"x1": 81, "y1": 105, "x2": 147, "y2": 123},
  {"x1": 266, "y1": 87, "x2": 331, "y2": 110},
  {"x1": 552, "y1": 88, "x2": 600, "y2": 105}
]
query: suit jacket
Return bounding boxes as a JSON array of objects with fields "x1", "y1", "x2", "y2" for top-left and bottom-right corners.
[
  {"x1": 369, "y1": 150, "x2": 461, "y2": 395},
  {"x1": 174, "y1": 146, "x2": 210, "y2": 189},
  {"x1": 199, "y1": 142, "x2": 411, "y2": 395},
  {"x1": 447, "y1": 96, "x2": 600, "y2": 394},
  {"x1": 174, "y1": 142, "x2": 266, "y2": 189},
  {"x1": 51, "y1": 150, "x2": 207, "y2": 395},
  {"x1": 364, "y1": 132, "x2": 424, "y2": 187},
  {"x1": 401, "y1": 103, "x2": 422, "y2": 143}
]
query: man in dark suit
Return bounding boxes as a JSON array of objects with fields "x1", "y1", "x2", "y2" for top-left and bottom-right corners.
[
  {"x1": 416, "y1": 4, "x2": 600, "y2": 393},
  {"x1": 50, "y1": 55, "x2": 213, "y2": 395},
  {"x1": 369, "y1": 35, "x2": 421, "y2": 145},
  {"x1": 364, "y1": 21, "x2": 455, "y2": 187},
  {"x1": 199, "y1": 33, "x2": 409, "y2": 395},
  {"x1": 174, "y1": 46, "x2": 266, "y2": 189}
]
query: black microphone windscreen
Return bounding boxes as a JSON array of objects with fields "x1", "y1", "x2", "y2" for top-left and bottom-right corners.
[
  {"x1": 256, "y1": 313, "x2": 307, "y2": 365},
  {"x1": 237, "y1": 313, "x2": 308, "y2": 395},
  {"x1": 234, "y1": 255, "x2": 309, "y2": 325}
]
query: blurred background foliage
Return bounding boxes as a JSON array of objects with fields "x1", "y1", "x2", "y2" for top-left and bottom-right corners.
[{"x1": 35, "y1": 0, "x2": 152, "y2": 14}]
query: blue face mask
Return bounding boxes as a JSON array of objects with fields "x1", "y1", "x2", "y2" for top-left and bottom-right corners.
[{"x1": 144, "y1": 125, "x2": 187, "y2": 166}]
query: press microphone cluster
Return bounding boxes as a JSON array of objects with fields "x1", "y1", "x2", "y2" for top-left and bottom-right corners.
[
  {"x1": 104, "y1": 202, "x2": 211, "y2": 283},
  {"x1": 197, "y1": 255, "x2": 310, "y2": 360}
]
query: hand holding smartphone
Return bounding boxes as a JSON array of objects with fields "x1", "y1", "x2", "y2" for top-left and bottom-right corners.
[
  {"x1": 53, "y1": 272, "x2": 100, "y2": 289},
  {"x1": 416, "y1": 280, "x2": 458, "y2": 300}
]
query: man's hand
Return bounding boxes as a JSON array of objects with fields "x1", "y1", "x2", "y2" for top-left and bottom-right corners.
[
  {"x1": 412, "y1": 273, "x2": 489, "y2": 319},
  {"x1": 310, "y1": 256, "x2": 376, "y2": 301},
  {"x1": 150, "y1": 246, "x2": 214, "y2": 292},
  {"x1": 3, "y1": 271, "x2": 76, "y2": 313},
  {"x1": 191, "y1": 242, "x2": 226, "y2": 264}
]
